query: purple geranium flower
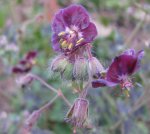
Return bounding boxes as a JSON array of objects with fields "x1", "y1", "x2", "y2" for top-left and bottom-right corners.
[
  {"x1": 12, "y1": 51, "x2": 37, "y2": 74},
  {"x1": 51, "y1": 4, "x2": 97, "y2": 54},
  {"x1": 92, "y1": 49, "x2": 144, "y2": 90}
]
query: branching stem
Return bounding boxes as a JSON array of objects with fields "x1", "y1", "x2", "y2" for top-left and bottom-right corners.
[{"x1": 29, "y1": 73, "x2": 71, "y2": 107}]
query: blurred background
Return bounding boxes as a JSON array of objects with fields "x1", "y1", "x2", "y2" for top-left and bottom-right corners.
[{"x1": 0, "y1": 0, "x2": 150, "y2": 134}]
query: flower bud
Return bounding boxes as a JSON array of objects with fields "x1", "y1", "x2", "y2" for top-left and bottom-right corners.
[
  {"x1": 50, "y1": 55, "x2": 69, "y2": 73},
  {"x1": 88, "y1": 57, "x2": 104, "y2": 79},
  {"x1": 25, "y1": 110, "x2": 40, "y2": 131},
  {"x1": 65, "y1": 98, "x2": 89, "y2": 128},
  {"x1": 62, "y1": 62, "x2": 73, "y2": 80},
  {"x1": 73, "y1": 57, "x2": 88, "y2": 81}
]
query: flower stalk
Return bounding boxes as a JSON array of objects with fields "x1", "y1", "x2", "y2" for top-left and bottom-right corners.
[
  {"x1": 29, "y1": 73, "x2": 71, "y2": 107},
  {"x1": 24, "y1": 95, "x2": 58, "y2": 131}
]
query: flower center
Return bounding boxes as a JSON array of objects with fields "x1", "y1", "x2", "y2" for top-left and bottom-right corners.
[
  {"x1": 120, "y1": 78, "x2": 133, "y2": 97},
  {"x1": 58, "y1": 27, "x2": 84, "y2": 51},
  {"x1": 121, "y1": 80, "x2": 133, "y2": 89},
  {"x1": 119, "y1": 74, "x2": 132, "y2": 88}
]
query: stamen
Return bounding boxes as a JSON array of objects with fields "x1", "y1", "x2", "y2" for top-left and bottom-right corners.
[
  {"x1": 68, "y1": 43, "x2": 73, "y2": 49},
  {"x1": 58, "y1": 31, "x2": 66, "y2": 36},
  {"x1": 59, "y1": 39, "x2": 63, "y2": 44},
  {"x1": 61, "y1": 40, "x2": 68, "y2": 48},
  {"x1": 76, "y1": 38, "x2": 84, "y2": 45},
  {"x1": 100, "y1": 71, "x2": 106, "y2": 78},
  {"x1": 124, "y1": 89, "x2": 130, "y2": 97}
]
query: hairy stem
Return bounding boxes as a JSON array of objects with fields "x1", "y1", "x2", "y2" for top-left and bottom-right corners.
[
  {"x1": 57, "y1": 89, "x2": 72, "y2": 107},
  {"x1": 38, "y1": 95, "x2": 58, "y2": 113},
  {"x1": 24, "y1": 95, "x2": 58, "y2": 131},
  {"x1": 86, "y1": 44, "x2": 93, "y2": 59},
  {"x1": 29, "y1": 73, "x2": 71, "y2": 107},
  {"x1": 79, "y1": 81, "x2": 91, "y2": 98}
]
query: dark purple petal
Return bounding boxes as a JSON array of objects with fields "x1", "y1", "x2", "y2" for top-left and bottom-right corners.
[
  {"x1": 12, "y1": 66, "x2": 31, "y2": 74},
  {"x1": 12, "y1": 51, "x2": 37, "y2": 74},
  {"x1": 137, "y1": 50, "x2": 144, "y2": 60},
  {"x1": 133, "y1": 50, "x2": 145, "y2": 72},
  {"x1": 81, "y1": 22, "x2": 97, "y2": 43},
  {"x1": 25, "y1": 51, "x2": 37, "y2": 60},
  {"x1": 63, "y1": 4, "x2": 90, "y2": 29},
  {"x1": 122, "y1": 50, "x2": 144, "y2": 74},
  {"x1": 92, "y1": 79, "x2": 118, "y2": 88},
  {"x1": 107, "y1": 55, "x2": 137, "y2": 82},
  {"x1": 12, "y1": 67, "x2": 24, "y2": 73},
  {"x1": 52, "y1": 34, "x2": 61, "y2": 52},
  {"x1": 52, "y1": 10, "x2": 66, "y2": 33},
  {"x1": 122, "y1": 49, "x2": 136, "y2": 56},
  {"x1": 19, "y1": 60, "x2": 28, "y2": 65}
]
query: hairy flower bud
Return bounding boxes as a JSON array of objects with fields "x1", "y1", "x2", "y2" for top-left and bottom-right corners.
[
  {"x1": 25, "y1": 110, "x2": 40, "y2": 131},
  {"x1": 65, "y1": 98, "x2": 89, "y2": 128},
  {"x1": 62, "y1": 62, "x2": 73, "y2": 80},
  {"x1": 73, "y1": 57, "x2": 88, "y2": 80},
  {"x1": 88, "y1": 57, "x2": 104, "y2": 79},
  {"x1": 50, "y1": 55, "x2": 69, "y2": 73}
]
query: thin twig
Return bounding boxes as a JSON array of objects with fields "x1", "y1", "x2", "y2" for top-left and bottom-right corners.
[
  {"x1": 30, "y1": 73, "x2": 58, "y2": 93},
  {"x1": 86, "y1": 44, "x2": 93, "y2": 59},
  {"x1": 58, "y1": 89, "x2": 72, "y2": 107},
  {"x1": 29, "y1": 73, "x2": 71, "y2": 107},
  {"x1": 38, "y1": 95, "x2": 58, "y2": 113},
  {"x1": 125, "y1": 13, "x2": 147, "y2": 46},
  {"x1": 24, "y1": 95, "x2": 58, "y2": 132},
  {"x1": 79, "y1": 81, "x2": 91, "y2": 98}
]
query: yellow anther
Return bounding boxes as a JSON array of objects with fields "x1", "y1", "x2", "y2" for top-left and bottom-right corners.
[
  {"x1": 61, "y1": 40, "x2": 68, "y2": 48},
  {"x1": 76, "y1": 38, "x2": 84, "y2": 45},
  {"x1": 100, "y1": 71, "x2": 106, "y2": 78},
  {"x1": 68, "y1": 43, "x2": 73, "y2": 49},
  {"x1": 58, "y1": 31, "x2": 66, "y2": 36},
  {"x1": 59, "y1": 39, "x2": 63, "y2": 44},
  {"x1": 124, "y1": 90, "x2": 130, "y2": 97}
]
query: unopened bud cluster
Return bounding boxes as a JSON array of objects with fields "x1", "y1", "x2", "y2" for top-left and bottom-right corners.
[{"x1": 50, "y1": 46, "x2": 105, "y2": 81}]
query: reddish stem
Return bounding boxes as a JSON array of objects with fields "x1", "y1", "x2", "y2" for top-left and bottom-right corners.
[{"x1": 86, "y1": 44, "x2": 93, "y2": 59}]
